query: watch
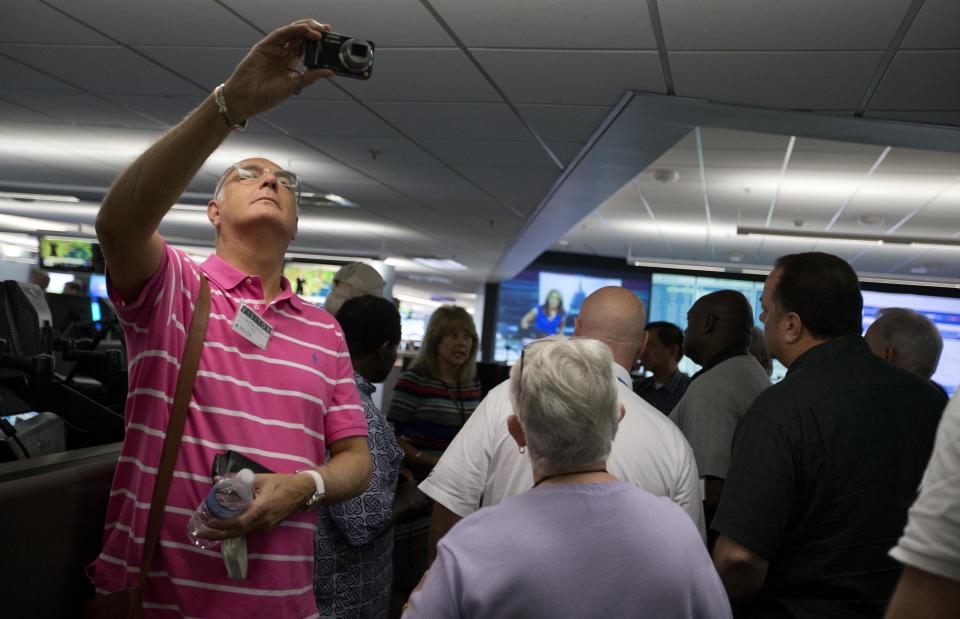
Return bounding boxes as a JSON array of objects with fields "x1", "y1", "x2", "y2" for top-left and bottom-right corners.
[{"x1": 296, "y1": 469, "x2": 326, "y2": 509}]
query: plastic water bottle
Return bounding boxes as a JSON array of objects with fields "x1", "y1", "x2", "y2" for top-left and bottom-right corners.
[{"x1": 186, "y1": 468, "x2": 255, "y2": 549}]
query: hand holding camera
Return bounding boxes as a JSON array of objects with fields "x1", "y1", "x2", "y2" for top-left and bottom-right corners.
[{"x1": 216, "y1": 19, "x2": 376, "y2": 130}]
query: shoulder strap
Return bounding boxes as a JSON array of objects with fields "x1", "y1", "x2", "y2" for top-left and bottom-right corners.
[{"x1": 138, "y1": 276, "x2": 211, "y2": 584}]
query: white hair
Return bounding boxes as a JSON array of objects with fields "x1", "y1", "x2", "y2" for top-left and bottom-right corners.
[
  {"x1": 510, "y1": 337, "x2": 619, "y2": 472},
  {"x1": 871, "y1": 307, "x2": 943, "y2": 379}
]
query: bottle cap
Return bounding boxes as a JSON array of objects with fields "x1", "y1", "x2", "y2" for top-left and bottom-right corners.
[{"x1": 237, "y1": 468, "x2": 255, "y2": 485}]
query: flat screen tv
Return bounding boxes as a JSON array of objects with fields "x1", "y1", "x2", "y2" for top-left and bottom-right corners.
[
  {"x1": 283, "y1": 261, "x2": 339, "y2": 307},
  {"x1": 649, "y1": 272, "x2": 788, "y2": 381},
  {"x1": 494, "y1": 266, "x2": 651, "y2": 363},
  {"x1": 38, "y1": 236, "x2": 103, "y2": 273}
]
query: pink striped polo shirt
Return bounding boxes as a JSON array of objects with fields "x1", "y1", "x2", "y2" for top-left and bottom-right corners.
[{"x1": 89, "y1": 243, "x2": 367, "y2": 618}]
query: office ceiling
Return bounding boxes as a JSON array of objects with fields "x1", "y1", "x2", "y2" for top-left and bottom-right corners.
[
  {"x1": 1, "y1": 0, "x2": 959, "y2": 294},
  {"x1": 556, "y1": 126, "x2": 960, "y2": 281}
]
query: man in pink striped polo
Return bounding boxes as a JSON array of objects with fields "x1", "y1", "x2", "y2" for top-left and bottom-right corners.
[{"x1": 88, "y1": 19, "x2": 372, "y2": 618}]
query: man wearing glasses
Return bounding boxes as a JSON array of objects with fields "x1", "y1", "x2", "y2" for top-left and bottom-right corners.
[{"x1": 88, "y1": 20, "x2": 372, "y2": 618}]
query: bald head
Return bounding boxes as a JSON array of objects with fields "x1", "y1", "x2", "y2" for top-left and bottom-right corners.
[
  {"x1": 684, "y1": 289, "x2": 754, "y2": 365},
  {"x1": 574, "y1": 286, "x2": 648, "y2": 370}
]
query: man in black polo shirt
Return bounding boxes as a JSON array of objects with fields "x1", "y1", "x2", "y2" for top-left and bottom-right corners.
[{"x1": 712, "y1": 252, "x2": 947, "y2": 618}]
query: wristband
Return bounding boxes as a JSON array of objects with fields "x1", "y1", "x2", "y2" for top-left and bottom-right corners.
[{"x1": 296, "y1": 469, "x2": 325, "y2": 509}]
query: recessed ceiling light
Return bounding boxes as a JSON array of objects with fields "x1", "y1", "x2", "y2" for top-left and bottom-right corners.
[
  {"x1": 857, "y1": 214, "x2": 885, "y2": 227},
  {"x1": 557, "y1": 239, "x2": 570, "y2": 246},
  {"x1": 413, "y1": 258, "x2": 468, "y2": 271},
  {"x1": 649, "y1": 168, "x2": 680, "y2": 183}
]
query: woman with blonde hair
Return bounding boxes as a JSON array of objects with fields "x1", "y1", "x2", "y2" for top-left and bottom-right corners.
[
  {"x1": 388, "y1": 305, "x2": 481, "y2": 477},
  {"x1": 388, "y1": 306, "x2": 483, "y2": 596}
]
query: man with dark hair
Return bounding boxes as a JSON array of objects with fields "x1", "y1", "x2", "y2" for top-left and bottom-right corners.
[
  {"x1": 314, "y1": 295, "x2": 403, "y2": 618},
  {"x1": 669, "y1": 291, "x2": 770, "y2": 528},
  {"x1": 712, "y1": 252, "x2": 947, "y2": 617},
  {"x1": 634, "y1": 321, "x2": 691, "y2": 414}
]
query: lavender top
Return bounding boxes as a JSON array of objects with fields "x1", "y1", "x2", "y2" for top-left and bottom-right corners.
[{"x1": 405, "y1": 481, "x2": 731, "y2": 619}]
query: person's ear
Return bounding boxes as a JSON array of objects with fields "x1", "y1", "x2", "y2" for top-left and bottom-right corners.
[
  {"x1": 783, "y1": 312, "x2": 804, "y2": 345},
  {"x1": 207, "y1": 199, "x2": 222, "y2": 229},
  {"x1": 618, "y1": 404, "x2": 625, "y2": 423},
  {"x1": 507, "y1": 414, "x2": 526, "y2": 449},
  {"x1": 703, "y1": 313, "x2": 716, "y2": 334},
  {"x1": 635, "y1": 330, "x2": 649, "y2": 361},
  {"x1": 572, "y1": 317, "x2": 582, "y2": 337},
  {"x1": 883, "y1": 346, "x2": 898, "y2": 364}
]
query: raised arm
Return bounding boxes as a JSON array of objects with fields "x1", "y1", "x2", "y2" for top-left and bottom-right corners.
[{"x1": 95, "y1": 19, "x2": 334, "y2": 301}]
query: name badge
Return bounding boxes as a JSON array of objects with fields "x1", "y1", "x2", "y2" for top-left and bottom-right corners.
[{"x1": 232, "y1": 304, "x2": 273, "y2": 350}]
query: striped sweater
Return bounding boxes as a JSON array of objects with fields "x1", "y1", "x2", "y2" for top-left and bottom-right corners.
[{"x1": 387, "y1": 367, "x2": 481, "y2": 449}]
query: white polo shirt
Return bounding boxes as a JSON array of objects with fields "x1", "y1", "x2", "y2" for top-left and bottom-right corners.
[{"x1": 419, "y1": 363, "x2": 706, "y2": 539}]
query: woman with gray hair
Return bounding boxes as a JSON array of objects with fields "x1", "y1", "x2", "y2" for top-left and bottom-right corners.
[{"x1": 403, "y1": 337, "x2": 731, "y2": 618}]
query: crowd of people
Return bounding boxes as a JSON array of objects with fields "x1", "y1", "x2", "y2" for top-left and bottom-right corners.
[{"x1": 80, "y1": 18, "x2": 960, "y2": 619}]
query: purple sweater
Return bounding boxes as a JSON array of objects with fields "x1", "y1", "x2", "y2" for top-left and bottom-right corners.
[{"x1": 405, "y1": 481, "x2": 731, "y2": 618}]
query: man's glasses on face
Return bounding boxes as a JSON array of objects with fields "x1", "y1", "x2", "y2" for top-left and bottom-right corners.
[{"x1": 231, "y1": 163, "x2": 300, "y2": 192}]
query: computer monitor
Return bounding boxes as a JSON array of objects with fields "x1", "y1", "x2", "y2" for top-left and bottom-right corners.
[{"x1": 88, "y1": 274, "x2": 108, "y2": 299}]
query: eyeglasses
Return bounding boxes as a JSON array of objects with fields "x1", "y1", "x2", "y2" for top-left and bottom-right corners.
[{"x1": 230, "y1": 163, "x2": 300, "y2": 192}]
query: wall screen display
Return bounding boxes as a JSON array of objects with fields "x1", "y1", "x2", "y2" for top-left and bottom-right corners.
[
  {"x1": 283, "y1": 262, "x2": 338, "y2": 307},
  {"x1": 650, "y1": 274, "x2": 765, "y2": 330},
  {"x1": 862, "y1": 290, "x2": 960, "y2": 396},
  {"x1": 494, "y1": 267, "x2": 651, "y2": 362},
  {"x1": 38, "y1": 236, "x2": 101, "y2": 273},
  {"x1": 650, "y1": 273, "x2": 960, "y2": 393},
  {"x1": 649, "y1": 273, "x2": 787, "y2": 381}
]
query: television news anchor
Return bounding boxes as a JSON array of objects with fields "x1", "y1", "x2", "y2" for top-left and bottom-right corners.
[{"x1": 88, "y1": 20, "x2": 372, "y2": 618}]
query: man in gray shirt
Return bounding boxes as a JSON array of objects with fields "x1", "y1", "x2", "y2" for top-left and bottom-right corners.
[{"x1": 670, "y1": 290, "x2": 770, "y2": 529}]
